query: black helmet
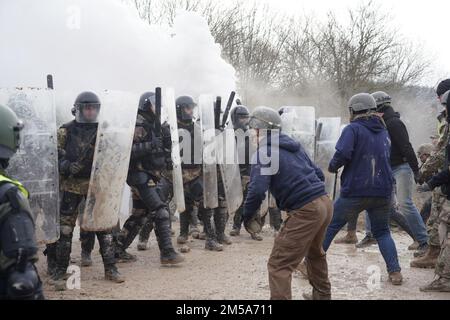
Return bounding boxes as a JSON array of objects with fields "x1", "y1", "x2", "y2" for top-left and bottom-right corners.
[
  {"x1": 371, "y1": 91, "x2": 392, "y2": 111},
  {"x1": 231, "y1": 105, "x2": 250, "y2": 131},
  {"x1": 138, "y1": 92, "x2": 157, "y2": 122},
  {"x1": 437, "y1": 79, "x2": 450, "y2": 98},
  {"x1": 176, "y1": 96, "x2": 197, "y2": 123},
  {"x1": 73, "y1": 91, "x2": 101, "y2": 123}
]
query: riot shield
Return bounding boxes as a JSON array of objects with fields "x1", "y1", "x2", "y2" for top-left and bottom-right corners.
[
  {"x1": 0, "y1": 88, "x2": 59, "y2": 244},
  {"x1": 216, "y1": 125, "x2": 243, "y2": 214},
  {"x1": 81, "y1": 91, "x2": 139, "y2": 231},
  {"x1": 199, "y1": 95, "x2": 219, "y2": 209},
  {"x1": 316, "y1": 117, "x2": 342, "y2": 197},
  {"x1": 280, "y1": 106, "x2": 316, "y2": 160},
  {"x1": 165, "y1": 88, "x2": 186, "y2": 213}
]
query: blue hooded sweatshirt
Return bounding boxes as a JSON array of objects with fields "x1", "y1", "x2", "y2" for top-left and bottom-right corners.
[
  {"x1": 329, "y1": 116, "x2": 393, "y2": 198},
  {"x1": 243, "y1": 133, "x2": 327, "y2": 221}
]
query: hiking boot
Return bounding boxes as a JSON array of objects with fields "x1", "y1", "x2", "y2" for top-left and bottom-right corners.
[
  {"x1": 137, "y1": 241, "x2": 148, "y2": 251},
  {"x1": 408, "y1": 241, "x2": 420, "y2": 251},
  {"x1": 410, "y1": 245, "x2": 440, "y2": 269},
  {"x1": 302, "y1": 289, "x2": 331, "y2": 300},
  {"x1": 115, "y1": 247, "x2": 137, "y2": 263},
  {"x1": 230, "y1": 228, "x2": 241, "y2": 237},
  {"x1": 335, "y1": 231, "x2": 358, "y2": 244},
  {"x1": 389, "y1": 272, "x2": 403, "y2": 286},
  {"x1": 205, "y1": 239, "x2": 224, "y2": 252},
  {"x1": 177, "y1": 235, "x2": 189, "y2": 245},
  {"x1": 81, "y1": 251, "x2": 93, "y2": 267},
  {"x1": 218, "y1": 234, "x2": 233, "y2": 245},
  {"x1": 356, "y1": 235, "x2": 377, "y2": 248},
  {"x1": 49, "y1": 271, "x2": 70, "y2": 291},
  {"x1": 414, "y1": 243, "x2": 429, "y2": 258},
  {"x1": 161, "y1": 249, "x2": 185, "y2": 265},
  {"x1": 105, "y1": 266, "x2": 125, "y2": 283},
  {"x1": 251, "y1": 233, "x2": 264, "y2": 241},
  {"x1": 420, "y1": 277, "x2": 450, "y2": 292}
]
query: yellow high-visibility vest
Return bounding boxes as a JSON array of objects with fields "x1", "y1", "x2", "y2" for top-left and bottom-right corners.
[{"x1": 0, "y1": 174, "x2": 29, "y2": 198}]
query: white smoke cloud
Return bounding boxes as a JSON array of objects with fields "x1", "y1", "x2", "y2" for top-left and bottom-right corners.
[{"x1": 0, "y1": 0, "x2": 236, "y2": 99}]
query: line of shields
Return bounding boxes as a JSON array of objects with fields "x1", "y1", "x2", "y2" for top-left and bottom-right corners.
[
  {"x1": 279, "y1": 107, "x2": 344, "y2": 200},
  {"x1": 0, "y1": 83, "x2": 345, "y2": 247}
]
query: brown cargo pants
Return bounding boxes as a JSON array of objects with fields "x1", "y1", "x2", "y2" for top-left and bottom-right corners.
[{"x1": 268, "y1": 195, "x2": 333, "y2": 300}]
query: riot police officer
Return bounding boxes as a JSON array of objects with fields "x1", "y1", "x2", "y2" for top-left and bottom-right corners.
[
  {"x1": 157, "y1": 96, "x2": 223, "y2": 251},
  {"x1": 0, "y1": 104, "x2": 44, "y2": 300},
  {"x1": 115, "y1": 92, "x2": 184, "y2": 265},
  {"x1": 51, "y1": 92, "x2": 124, "y2": 288}
]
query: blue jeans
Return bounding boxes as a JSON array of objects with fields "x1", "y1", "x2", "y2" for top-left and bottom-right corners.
[
  {"x1": 365, "y1": 164, "x2": 428, "y2": 245},
  {"x1": 323, "y1": 197, "x2": 401, "y2": 273}
]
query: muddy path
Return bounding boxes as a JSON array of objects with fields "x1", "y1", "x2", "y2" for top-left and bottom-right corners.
[{"x1": 38, "y1": 225, "x2": 450, "y2": 300}]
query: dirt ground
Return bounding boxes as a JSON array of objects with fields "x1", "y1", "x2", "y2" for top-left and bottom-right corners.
[{"x1": 38, "y1": 223, "x2": 450, "y2": 301}]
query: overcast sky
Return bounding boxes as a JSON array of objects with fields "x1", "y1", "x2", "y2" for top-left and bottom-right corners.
[{"x1": 259, "y1": 0, "x2": 450, "y2": 86}]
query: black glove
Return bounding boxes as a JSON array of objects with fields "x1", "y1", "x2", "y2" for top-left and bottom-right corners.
[
  {"x1": 414, "y1": 172, "x2": 423, "y2": 185},
  {"x1": 69, "y1": 162, "x2": 84, "y2": 175},
  {"x1": 417, "y1": 183, "x2": 431, "y2": 193},
  {"x1": 328, "y1": 165, "x2": 338, "y2": 174}
]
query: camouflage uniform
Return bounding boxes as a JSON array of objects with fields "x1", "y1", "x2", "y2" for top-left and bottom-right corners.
[
  {"x1": 435, "y1": 201, "x2": 450, "y2": 280},
  {"x1": 117, "y1": 116, "x2": 183, "y2": 264},
  {"x1": 420, "y1": 117, "x2": 449, "y2": 247},
  {"x1": 52, "y1": 121, "x2": 120, "y2": 282}
]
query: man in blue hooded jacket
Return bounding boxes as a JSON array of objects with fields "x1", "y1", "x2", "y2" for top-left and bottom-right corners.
[
  {"x1": 243, "y1": 107, "x2": 333, "y2": 300},
  {"x1": 323, "y1": 93, "x2": 403, "y2": 286}
]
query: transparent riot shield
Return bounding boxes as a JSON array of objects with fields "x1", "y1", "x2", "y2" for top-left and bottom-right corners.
[
  {"x1": 0, "y1": 88, "x2": 60, "y2": 244},
  {"x1": 316, "y1": 117, "x2": 342, "y2": 197},
  {"x1": 165, "y1": 88, "x2": 186, "y2": 213},
  {"x1": 81, "y1": 91, "x2": 139, "y2": 231},
  {"x1": 199, "y1": 95, "x2": 219, "y2": 209},
  {"x1": 280, "y1": 106, "x2": 316, "y2": 160},
  {"x1": 216, "y1": 126, "x2": 243, "y2": 214}
]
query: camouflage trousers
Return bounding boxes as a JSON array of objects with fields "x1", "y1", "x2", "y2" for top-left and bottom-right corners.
[
  {"x1": 55, "y1": 192, "x2": 117, "y2": 273},
  {"x1": 436, "y1": 200, "x2": 450, "y2": 279},
  {"x1": 428, "y1": 190, "x2": 446, "y2": 247}
]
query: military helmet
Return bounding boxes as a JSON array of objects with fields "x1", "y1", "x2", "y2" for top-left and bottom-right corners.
[
  {"x1": 372, "y1": 91, "x2": 392, "y2": 110},
  {"x1": 176, "y1": 96, "x2": 197, "y2": 123},
  {"x1": 249, "y1": 107, "x2": 282, "y2": 130},
  {"x1": 348, "y1": 93, "x2": 377, "y2": 115},
  {"x1": 441, "y1": 90, "x2": 450, "y2": 106},
  {"x1": 417, "y1": 143, "x2": 434, "y2": 157},
  {"x1": 138, "y1": 92, "x2": 156, "y2": 115},
  {"x1": 437, "y1": 79, "x2": 450, "y2": 97},
  {"x1": 73, "y1": 91, "x2": 101, "y2": 124},
  {"x1": 0, "y1": 104, "x2": 24, "y2": 160},
  {"x1": 231, "y1": 105, "x2": 250, "y2": 131}
]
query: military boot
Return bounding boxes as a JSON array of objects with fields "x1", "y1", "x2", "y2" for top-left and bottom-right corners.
[
  {"x1": 335, "y1": 230, "x2": 358, "y2": 244},
  {"x1": 410, "y1": 245, "x2": 441, "y2": 269},
  {"x1": 230, "y1": 228, "x2": 241, "y2": 237},
  {"x1": 115, "y1": 246, "x2": 138, "y2": 263},
  {"x1": 137, "y1": 218, "x2": 153, "y2": 251},
  {"x1": 420, "y1": 277, "x2": 450, "y2": 292},
  {"x1": 44, "y1": 244, "x2": 57, "y2": 276},
  {"x1": 388, "y1": 272, "x2": 403, "y2": 286},
  {"x1": 51, "y1": 236, "x2": 73, "y2": 291},
  {"x1": 81, "y1": 250, "x2": 93, "y2": 267},
  {"x1": 177, "y1": 211, "x2": 191, "y2": 245},
  {"x1": 201, "y1": 209, "x2": 223, "y2": 251},
  {"x1": 414, "y1": 243, "x2": 429, "y2": 258},
  {"x1": 105, "y1": 265, "x2": 125, "y2": 283},
  {"x1": 214, "y1": 208, "x2": 232, "y2": 245},
  {"x1": 356, "y1": 234, "x2": 377, "y2": 248},
  {"x1": 155, "y1": 208, "x2": 185, "y2": 265}
]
